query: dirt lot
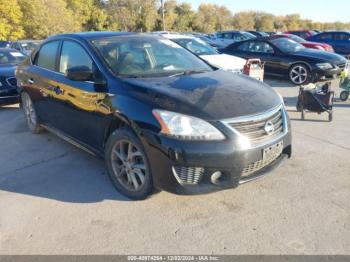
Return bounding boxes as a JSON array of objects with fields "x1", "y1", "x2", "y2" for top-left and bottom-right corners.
[{"x1": 0, "y1": 77, "x2": 349, "y2": 254}]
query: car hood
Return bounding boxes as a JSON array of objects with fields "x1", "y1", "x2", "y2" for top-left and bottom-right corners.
[
  {"x1": 0, "y1": 65, "x2": 15, "y2": 76},
  {"x1": 293, "y1": 48, "x2": 346, "y2": 64},
  {"x1": 200, "y1": 54, "x2": 246, "y2": 71},
  {"x1": 121, "y1": 70, "x2": 281, "y2": 120}
]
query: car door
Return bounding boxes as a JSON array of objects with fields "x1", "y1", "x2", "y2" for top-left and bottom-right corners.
[
  {"x1": 332, "y1": 32, "x2": 350, "y2": 55},
  {"x1": 312, "y1": 32, "x2": 334, "y2": 49},
  {"x1": 52, "y1": 40, "x2": 112, "y2": 151},
  {"x1": 23, "y1": 40, "x2": 61, "y2": 126}
]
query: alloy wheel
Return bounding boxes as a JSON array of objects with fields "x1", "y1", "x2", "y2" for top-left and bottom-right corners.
[
  {"x1": 110, "y1": 140, "x2": 147, "y2": 191},
  {"x1": 290, "y1": 65, "x2": 308, "y2": 85},
  {"x1": 22, "y1": 93, "x2": 37, "y2": 130}
]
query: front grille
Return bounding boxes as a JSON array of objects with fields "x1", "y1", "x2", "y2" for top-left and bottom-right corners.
[
  {"x1": 241, "y1": 141, "x2": 283, "y2": 177},
  {"x1": 227, "y1": 107, "x2": 284, "y2": 146},
  {"x1": 6, "y1": 77, "x2": 17, "y2": 87},
  {"x1": 172, "y1": 166, "x2": 204, "y2": 185}
]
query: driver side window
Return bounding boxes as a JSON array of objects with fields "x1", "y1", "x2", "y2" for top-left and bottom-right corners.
[
  {"x1": 247, "y1": 41, "x2": 274, "y2": 53},
  {"x1": 59, "y1": 41, "x2": 93, "y2": 74}
]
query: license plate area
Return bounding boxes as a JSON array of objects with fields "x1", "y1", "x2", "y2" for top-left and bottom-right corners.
[{"x1": 263, "y1": 141, "x2": 283, "y2": 165}]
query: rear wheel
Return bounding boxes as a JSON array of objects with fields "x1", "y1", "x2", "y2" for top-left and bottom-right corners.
[
  {"x1": 289, "y1": 64, "x2": 310, "y2": 85},
  {"x1": 21, "y1": 92, "x2": 43, "y2": 134},
  {"x1": 105, "y1": 128, "x2": 153, "y2": 200},
  {"x1": 340, "y1": 91, "x2": 349, "y2": 101}
]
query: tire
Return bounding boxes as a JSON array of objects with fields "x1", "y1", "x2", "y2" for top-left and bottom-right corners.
[
  {"x1": 289, "y1": 64, "x2": 310, "y2": 85},
  {"x1": 21, "y1": 92, "x2": 43, "y2": 134},
  {"x1": 340, "y1": 91, "x2": 349, "y2": 101},
  {"x1": 104, "y1": 128, "x2": 153, "y2": 200}
]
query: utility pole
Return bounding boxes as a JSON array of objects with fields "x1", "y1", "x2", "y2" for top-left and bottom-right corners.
[{"x1": 161, "y1": 0, "x2": 165, "y2": 31}]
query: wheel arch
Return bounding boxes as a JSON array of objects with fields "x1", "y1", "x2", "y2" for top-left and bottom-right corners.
[
  {"x1": 103, "y1": 114, "x2": 145, "y2": 150},
  {"x1": 288, "y1": 61, "x2": 312, "y2": 72}
]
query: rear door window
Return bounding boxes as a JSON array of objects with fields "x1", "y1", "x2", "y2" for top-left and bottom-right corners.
[
  {"x1": 315, "y1": 33, "x2": 332, "y2": 41},
  {"x1": 333, "y1": 33, "x2": 350, "y2": 41},
  {"x1": 35, "y1": 41, "x2": 60, "y2": 71}
]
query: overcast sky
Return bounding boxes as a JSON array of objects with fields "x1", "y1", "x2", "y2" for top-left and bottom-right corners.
[{"x1": 184, "y1": 0, "x2": 350, "y2": 23}]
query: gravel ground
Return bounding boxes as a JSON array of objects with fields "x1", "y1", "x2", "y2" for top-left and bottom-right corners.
[{"x1": 0, "y1": 77, "x2": 349, "y2": 254}]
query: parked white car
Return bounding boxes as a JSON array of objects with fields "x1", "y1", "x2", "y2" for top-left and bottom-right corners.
[
  {"x1": 211, "y1": 31, "x2": 256, "y2": 47},
  {"x1": 162, "y1": 34, "x2": 247, "y2": 73}
]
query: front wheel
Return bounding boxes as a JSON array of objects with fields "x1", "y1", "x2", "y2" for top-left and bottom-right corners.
[
  {"x1": 340, "y1": 91, "x2": 349, "y2": 101},
  {"x1": 105, "y1": 128, "x2": 153, "y2": 200},
  {"x1": 289, "y1": 64, "x2": 310, "y2": 85},
  {"x1": 21, "y1": 92, "x2": 43, "y2": 134}
]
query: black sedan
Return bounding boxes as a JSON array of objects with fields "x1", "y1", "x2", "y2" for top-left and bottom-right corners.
[
  {"x1": 0, "y1": 48, "x2": 26, "y2": 106},
  {"x1": 16, "y1": 32, "x2": 291, "y2": 199},
  {"x1": 220, "y1": 37, "x2": 348, "y2": 85}
]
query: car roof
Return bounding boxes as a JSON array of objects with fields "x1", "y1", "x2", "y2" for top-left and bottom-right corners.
[
  {"x1": 216, "y1": 30, "x2": 245, "y2": 34},
  {"x1": 47, "y1": 31, "x2": 136, "y2": 41},
  {"x1": 320, "y1": 30, "x2": 350, "y2": 34},
  {"x1": 161, "y1": 34, "x2": 195, "y2": 40}
]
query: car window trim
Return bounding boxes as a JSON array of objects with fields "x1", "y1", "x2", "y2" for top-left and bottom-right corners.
[
  {"x1": 33, "y1": 39, "x2": 61, "y2": 72},
  {"x1": 58, "y1": 39, "x2": 96, "y2": 76}
]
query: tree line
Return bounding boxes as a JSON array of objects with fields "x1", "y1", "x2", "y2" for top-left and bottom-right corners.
[{"x1": 1, "y1": 0, "x2": 350, "y2": 40}]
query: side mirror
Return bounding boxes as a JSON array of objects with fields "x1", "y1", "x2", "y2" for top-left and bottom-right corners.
[{"x1": 66, "y1": 65, "x2": 93, "y2": 81}]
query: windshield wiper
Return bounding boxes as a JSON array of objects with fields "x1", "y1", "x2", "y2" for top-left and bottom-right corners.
[{"x1": 168, "y1": 70, "x2": 209, "y2": 78}]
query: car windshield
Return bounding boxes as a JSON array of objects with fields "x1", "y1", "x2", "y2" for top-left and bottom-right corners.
[
  {"x1": 0, "y1": 50, "x2": 26, "y2": 65},
  {"x1": 285, "y1": 34, "x2": 304, "y2": 43},
  {"x1": 92, "y1": 36, "x2": 212, "y2": 78},
  {"x1": 171, "y1": 38, "x2": 218, "y2": 56},
  {"x1": 271, "y1": 38, "x2": 305, "y2": 53},
  {"x1": 242, "y1": 32, "x2": 256, "y2": 39}
]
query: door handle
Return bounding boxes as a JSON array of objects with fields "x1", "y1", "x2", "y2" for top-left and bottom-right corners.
[
  {"x1": 48, "y1": 85, "x2": 63, "y2": 95},
  {"x1": 54, "y1": 86, "x2": 63, "y2": 95},
  {"x1": 28, "y1": 78, "x2": 34, "y2": 84}
]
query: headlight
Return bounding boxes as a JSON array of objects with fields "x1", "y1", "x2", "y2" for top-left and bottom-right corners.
[
  {"x1": 152, "y1": 109, "x2": 225, "y2": 141},
  {"x1": 316, "y1": 63, "x2": 333, "y2": 70}
]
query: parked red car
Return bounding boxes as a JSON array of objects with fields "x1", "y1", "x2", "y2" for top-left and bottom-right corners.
[
  {"x1": 273, "y1": 34, "x2": 334, "y2": 52},
  {"x1": 285, "y1": 30, "x2": 317, "y2": 39}
]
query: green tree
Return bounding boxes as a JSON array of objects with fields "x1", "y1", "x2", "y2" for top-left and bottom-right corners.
[
  {"x1": 19, "y1": 0, "x2": 79, "y2": 39},
  {"x1": 214, "y1": 6, "x2": 232, "y2": 31},
  {"x1": 106, "y1": 0, "x2": 157, "y2": 32},
  {"x1": 284, "y1": 14, "x2": 301, "y2": 30},
  {"x1": 193, "y1": 3, "x2": 231, "y2": 33},
  {"x1": 65, "y1": 0, "x2": 109, "y2": 31},
  {"x1": 173, "y1": 2, "x2": 194, "y2": 32},
  {"x1": 0, "y1": 0, "x2": 24, "y2": 40},
  {"x1": 255, "y1": 13, "x2": 275, "y2": 31},
  {"x1": 232, "y1": 11, "x2": 255, "y2": 30}
]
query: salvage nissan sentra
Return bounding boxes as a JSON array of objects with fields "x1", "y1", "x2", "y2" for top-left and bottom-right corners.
[{"x1": 16, "y1": 32, "x2": 292, "y2": 199}]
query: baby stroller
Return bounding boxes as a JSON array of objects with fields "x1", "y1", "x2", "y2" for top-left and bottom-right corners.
[
  {"x1": 296, "y1": 82, "x2": 335, "y2": 122},
  {"x1": 339, "y1": 72, "x2": 350, "y2": 101}
]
